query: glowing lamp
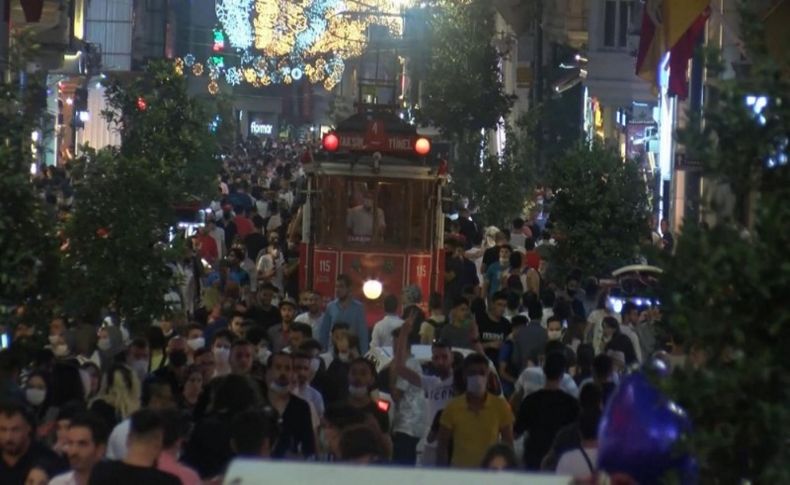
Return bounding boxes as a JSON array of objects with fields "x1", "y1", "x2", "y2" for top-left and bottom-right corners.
[
  {"x1": 323, "y1": 133, "x2": 339, "y2": 152},
  {"x1": 362, "y1": 279, "x2": 383, "y2": 300},
  {"x1": 414, "y1": 137, "x2": 431, "y2": 156}
]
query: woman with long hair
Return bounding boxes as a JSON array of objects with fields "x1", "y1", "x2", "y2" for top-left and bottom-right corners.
[{"x1": 89, "y1": 362, "x2": 141, "y2": 429}]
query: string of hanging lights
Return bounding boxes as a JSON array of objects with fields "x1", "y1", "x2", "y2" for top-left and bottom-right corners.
[{"x1": 175, "y1": 0, "x2": 413, "y2": 93}]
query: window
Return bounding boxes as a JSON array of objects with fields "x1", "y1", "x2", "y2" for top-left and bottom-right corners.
[
  {"x1": 314, "y1": 175, "x2": 434, "y2": 251},
  {"x1": 603, "y1": 0, "x2": 634, "y2": 49}
]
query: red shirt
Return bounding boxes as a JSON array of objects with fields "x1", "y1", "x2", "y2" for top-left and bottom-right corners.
[
  {"x1": 233, "y1": 215, "x2": 254, "y2": 238},
  {"x1": 195, "y1": 233, "x2": 218, "y2": 264}
]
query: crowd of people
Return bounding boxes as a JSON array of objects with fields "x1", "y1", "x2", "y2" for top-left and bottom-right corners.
[{"x1": 1, "y1": 137, "x2": 685, "y2": 485}]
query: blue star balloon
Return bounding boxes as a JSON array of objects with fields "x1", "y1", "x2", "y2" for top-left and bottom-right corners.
[{"x1": 598, "y1": 371, "x2": 697, "y2": 485}]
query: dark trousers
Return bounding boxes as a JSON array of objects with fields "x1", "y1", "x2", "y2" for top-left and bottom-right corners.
[{"x1": 392, "y1": 432, "x2": 420, "y2": 465}]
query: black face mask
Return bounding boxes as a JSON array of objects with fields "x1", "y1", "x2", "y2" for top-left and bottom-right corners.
[{"x1": 169, "y1": 350, "x2": 188, "y2": 368}]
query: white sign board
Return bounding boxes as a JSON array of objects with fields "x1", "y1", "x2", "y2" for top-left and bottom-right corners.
[{"x1": 223, "y1": 460, "x2": 572, "y2": 485}]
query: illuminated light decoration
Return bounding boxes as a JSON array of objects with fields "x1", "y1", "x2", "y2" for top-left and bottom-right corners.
[
  {"x1": 209, "y1": 114, "x2": 222, "y2": 132},
  {"x1": 174, "y1": 58, "x2": 184, "y2": 76},
  {"x1": 136, "y1": 97, "x2": 147, "y2": 111},
  {"x1": 209, "y1": 56, "x2": 225, "y2": 69},
  {"x1": 414, "y1": 137, "x2": 431, "y2": 156},
  {"x1": 184, "y1": 54, "x2": 195, "y2": 67},
  {"x1": 225, "y1": 67, "x2": 242, "y2": 86},
  {"x1": 322, "y1": 132, "x2": 339, "y2": 152},
  {"x1": 210, "y1": 0, "x2": 410, "y2": 90},
  {"x1": 212, "y1": 28, "x2": 226, "y2": 52},
  {"x1": 192, "y1": 62, "x2": 204, "y2": 76},
  {"x1": 208, "y1": 80, "x2": 220, "y2": 95},
  {"x1": 215, "y1": 0, "x2": 254, "y2": 50}
]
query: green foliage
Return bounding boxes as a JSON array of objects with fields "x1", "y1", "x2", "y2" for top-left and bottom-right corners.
[
  {"x1": 658, "y1": 4, "x2": 790, "y2": 482},
  {"x1": 0, "y1": 30, "x2": 58, "y2": 316},
  {"x1": 62, "y1": 61, "x2": 220, "y2": 328},
  {"x1": 463, "y1": 116, "x2": 537, "y2": 227},
  {"x1": 546, "y1": 143, "x2": 650, "y2": 280},
  {"x1": 417, "y1": 0, "x2": 515, "y2": 137},
  {"x1": 61, "y1": 148, "x2": 176, "y2": 325},
  {"x1": 102, "y1": 60, "x2": 219, "y2": 202}
]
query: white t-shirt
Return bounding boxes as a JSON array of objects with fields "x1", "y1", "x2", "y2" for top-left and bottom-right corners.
[
  {"x1": 370, "y1": 315, "x2": 405, "y2": 348},
  {"x1": 295, "y1": 311, "x2": 324, "y2": 334},
  {"x1": 514, "y1": 367, "x2": 579, "y2": 398},
  {"x1": 419, "y1": 373, "x2": 454, "y2": 434},
  {"x1": 106, "y1": 418, "x2": 131, "y2": 459},
  {"x1": 50, "y1": 471, "x2": 77, "y2": 485},
  {"x1": 393, "y1": 358, "x2": 426, "y2": 438},
  {"x1": 556, "y1": 446, "x2": 598, "y2": 478}
]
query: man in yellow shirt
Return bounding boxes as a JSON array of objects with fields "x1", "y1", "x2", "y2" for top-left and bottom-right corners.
[{"x1": 437, "y1": 353, "x2": 515, "y2": 468}]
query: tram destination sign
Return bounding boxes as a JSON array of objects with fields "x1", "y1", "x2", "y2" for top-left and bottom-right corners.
[{"x1": 336, "y1": 131, "x2": 419, "y2": 154}]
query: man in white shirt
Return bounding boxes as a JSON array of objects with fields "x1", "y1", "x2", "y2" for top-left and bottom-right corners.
[
  {"x1": 292, "y1": 352, "x2": 325, "y2": 431},
  {"x1": 50, "y1": 414, "x2": 107, "y2": 485},
  {"x1": 295, "y1": 291, "x2": 324, "y2": 334},
  {"x1": 389, "y1": 327, "x2": 426, "y2": 465},
  {"x1": 394, "y1": 316, "x2": 456, "y2": 464},
  {"x1": 370, "y1": 295, "x2": 404, "y2": 349}
]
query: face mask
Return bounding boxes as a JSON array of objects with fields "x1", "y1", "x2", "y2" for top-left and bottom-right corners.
[
  {"x1": 53, "y1": 344, "x2": 69, "y2": 357},
  {"x1": 258, "y1": 347, "x2": 272, "y2": 365},
  {"x1": 499, "y1": 258, "x2": 509, "y2": 267},
  {"x1": 169, "y1": 350, "x2": 188, "y2": 368},
  {"x1": 213, "y1": 347, "x2": 230, "y2": 364},
  {"x1": 466, "y1": 375, "x2": 487, "y2": 396},
  {"x1": 348, "y1": 385, "x2": 369, "y2": 398},
  {"x1": 25, "y1": 388, "x2": 46, "y2": 406},
  {"x1": 269, "y1": 381, "x2": 290, "y2": 395},
  {"x1": 309, "y1": 357, "x2": 321, "y2": 375},
  {"x1": 547, "y1": 330, "x2": 563, "y2": 341},
  {"x1": 337, "y1": 352, "x2": 350, "y2": 363},
  {"x1": 97, "y1": 338, "x2": 111, "y2": 351},
  {"x1": 48, "y1": 335, "x2": 60, "y2": 346},
  {"x1": 186, "y1": 337, "x2": 205, "y2": 351},
  {"x1": 567, "y1": 289, "x2": 577, "y2": 297},
  {"x1": 131, "y1": 359, "x2": 148, "y2": 379}
]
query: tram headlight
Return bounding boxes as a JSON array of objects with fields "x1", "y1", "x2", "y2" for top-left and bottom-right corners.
[{"x1": 362, "y1": 279, "x2": 383, "y2": 300}]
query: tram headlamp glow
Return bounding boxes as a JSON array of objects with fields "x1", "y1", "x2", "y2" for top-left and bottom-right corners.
[{"x1": 362, "y1": 279, "x2": 383, "y2": 300}]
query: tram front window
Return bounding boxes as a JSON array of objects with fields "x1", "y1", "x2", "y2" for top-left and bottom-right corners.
[{"x1": 314, "y1": 176, "x2": 432, "y2": 250}]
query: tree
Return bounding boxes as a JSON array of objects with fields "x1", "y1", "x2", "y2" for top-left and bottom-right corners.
[
  {"x1": 657, "y1": 4, "x2": 790, "y2": 482},
  {"x1": 0, "y1": 29, "x2": 59, "y2": 322},
  {"x1": 468, "y1": 115, "x2": 537, "y2": 227},
  {"x1": 545, "y1": 143, "x2": 650, "y2": 281},
  {"x1": 416, "y1": 0, "x2": 516, "y2": 207},
  {"x1": 61, "y1": 61, "x2": 220, "y2": 328}
]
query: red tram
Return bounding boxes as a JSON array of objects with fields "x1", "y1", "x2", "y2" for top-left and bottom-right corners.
[{"x1": 298, "y1": 106, "x2": 447, "y2": 324}]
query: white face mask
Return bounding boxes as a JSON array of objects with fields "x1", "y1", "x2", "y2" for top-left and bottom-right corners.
[
  {"x1": 97, "y1": 338, "x2": 112, "y2": 351},
  {"x1": 269, "y1": 381, "x2": 290, "y2": 395},
  {"x1": 53, "y1": 344, "x2": 69, "y2": 357},
  {"x1": 348, "y1": 385, "x2": 369, "y2": 398},
  {"x1": 186, "y1": 337, "x2": 205, "y2": 351},
  {"x1": 499, "y1": 257, "x2": 509, "y2": 267},
  {"x1": 25, "y1": 388, "x2": 46, "y2": 406},
  {"x1": 337, "y1": 352, "x2": 350, "y2": 363},
  {"x1": 466, "y1": 375, "x2": 487, "y2": 396},
  {"x1": 213, "y1": 347, "x2": 230, "y2": 364},
  {"x1": 547, "y1": 330, "x2": 563, "y2": 341},
  {"x1": 48, "y1": 334, "x2": 61, "y2": 346}
]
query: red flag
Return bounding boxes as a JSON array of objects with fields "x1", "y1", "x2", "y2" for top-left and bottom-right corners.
[{"x1": 668, "y1": 8, "x2": 710, "y2": 99}]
